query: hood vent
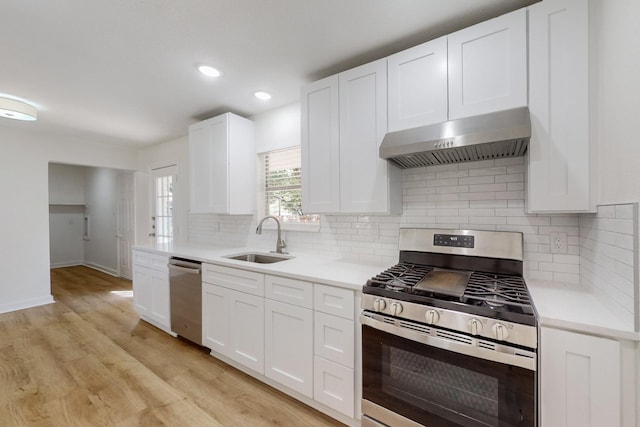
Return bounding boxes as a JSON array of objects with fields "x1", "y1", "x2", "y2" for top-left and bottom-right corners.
[{"x1": 379, "y1": 107, "x2": 531, "y2": 169}]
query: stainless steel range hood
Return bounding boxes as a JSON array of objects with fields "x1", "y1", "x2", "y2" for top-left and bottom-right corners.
[{"x1": 379, "y1": 107, "x2": 531, "y2": 169}]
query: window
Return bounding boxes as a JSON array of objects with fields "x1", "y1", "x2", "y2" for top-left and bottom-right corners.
[
  {"x1": 151, "y1": 164, "x2": 176, "y2": 242},
  {"x1": 261, "y1": 146, "x2": 319, "y2": 227}
]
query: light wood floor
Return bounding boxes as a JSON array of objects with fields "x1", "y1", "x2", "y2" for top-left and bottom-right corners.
[{"x1": 0, "y1": 266, "x2": 345, "y2": 426}]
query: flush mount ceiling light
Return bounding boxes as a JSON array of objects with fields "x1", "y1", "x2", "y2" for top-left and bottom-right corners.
[
  {"x1": 254, "y1": 91, "x2": 271, "y2": 101},
  {"x1": 198, "y1": 65, "x2": 221, "y2": 77},
  {"x1": 0, "y1": 97, "x2": 37, "y2": 121}
]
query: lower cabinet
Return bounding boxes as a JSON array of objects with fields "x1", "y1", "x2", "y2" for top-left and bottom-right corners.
[
  {"x1": 314, "y1": 356, "x2": 355, "y2": 417},
  {"x1": 202, "y1": 265, "x2": 358, "y2": 423},
  {"x1": 132, "y1": 250, "x2": 171, "y2": 333},
  {"x1": 540, "y1": 327, "x2": 622, "y2": 426},
  {"x1": 202, "y1": 282, "x2": 265, "y2": 375},
  {"x1": 265, "y1": 299, "x2": 313, "y2": 397}
]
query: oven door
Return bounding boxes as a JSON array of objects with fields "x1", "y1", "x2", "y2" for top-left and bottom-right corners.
[{"x1": 361, "y1": 314, "x2": 536, "y2": 427}]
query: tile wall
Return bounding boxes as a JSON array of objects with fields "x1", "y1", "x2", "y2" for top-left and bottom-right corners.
[
  {"x1": 189, "y1": 157, "x2": 583, "y2": 282},
  {"x1": 579, "y1": 203, "x2": 638, "y2": 329}
]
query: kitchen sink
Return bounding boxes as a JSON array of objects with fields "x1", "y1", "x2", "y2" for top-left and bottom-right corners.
[{"x1": 223, "y1": 252, "x2": 293, "y2": 264}]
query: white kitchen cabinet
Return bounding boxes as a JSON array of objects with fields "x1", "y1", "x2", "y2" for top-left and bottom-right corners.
[
  {"x1": 264, "y1": 275, "x2": 313, "y2": 397},
  {"x1": 540, "y1": 327, "x2": 621, "y2": 427},
  {"x1": 228, "y1": 290, "x2": 264, "y2": 374},
  {"x1": 189, "y1": 112, "x2": 255, "y2": 214},
  {"x1": 264, "y1": 299, "x2": 313, "y2": 397},
  {"x1": 202, "y1": 263, "x2": 265, "y2": 375},
  {"x1": 448, "y1": 8, "x2": 527, "y2": 120},
  {"x1": 202, "y1": 283, "x2": 229, "y2": 354},
  {"x1": 314, "y1": 311, "x2": 354, "y2": 369},
  {"x1": 387, "y1": 36, "x2": 448, "y2": 131},
  {"x1": 313, "y1": 283, "x2": 356, "y2": 418},
  {"x1": 339, "y1": 59, "x2": 401, "y2": 214},
  {"x1": 314, "y1": 356, "x2": 355, "y2": 418},
  {"x1": 301, "y1": 59, "x2": 401, "y2": 215},
  {"x1": 132, "y1": 250, "x2": 171, "y2": 333},
  {"x1": 301, "y1": 75, "x2": 341, "y2": 213},
  {"x1": 527, "y1": 0, "x2": 595, "y2": 212}
]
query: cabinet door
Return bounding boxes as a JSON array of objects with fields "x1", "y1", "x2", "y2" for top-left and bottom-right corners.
[
  {"x1": 132, "y1": 266, "x2": 152, "y2": 316},
  {"x1": 301, "y1": 75, "x2": 340, "y2": 213},
  {"x1": 339, "y1": 59, "x2": 400, "y2": 214},
  {"x1": 314, "y1": 356, "x2": 354, "y2": 418},
  {"x1": 527, "y1": 0, "x2": 592, "y2": 212},
  {"x1": 314, "y1": 312, "x2": 354, "y2": 369},
  {"x1": 189, "y1": 121, "x2": 215, "y2": 213},
  {"x1": 207, "y1": 115, "x2": 230, "y2": 213},
  {"x1": 202, "y1": 283, "x2": 230, "y2": 355},
  {"x1": 265, "y1": 299, "x2": 313, "y2": 397},
  {"x1": 541, "y1": 328, "x2": 621, "y2": 427},
  {"x1": 448, "y1": 8, "x2": 527, "y2": 119},
  {"x1": 228, "y1": 290, "x2": 265, "y2": 374},
  {"x1": 387, "y1": 36, "x2": 448, "y2": 131},
  {"x1": 149, "y1": 269, "x2": 170, "y2": 329}
]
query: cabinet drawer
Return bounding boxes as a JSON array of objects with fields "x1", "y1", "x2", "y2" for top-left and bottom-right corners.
[
  {"x1": 133, "y1": 250, "x2": 168, "y2": 272},
  {"x1": 314, "y1": 284, "x2": 354, "y2": 319},
  {"x1": 314, "y1": 312, "x2": 354, "y2": 368},
  {"x1": 202, "y1": 263, "x2": 265, "y2": 296},
  {"x1": 314, "y1": 356, "x2": 354, "y2": 418},
  {"x1": 265, "y1": 275, "x2": 313, "y2": 309}
]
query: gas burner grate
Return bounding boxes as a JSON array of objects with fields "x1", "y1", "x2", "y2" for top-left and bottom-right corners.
[
  {"x1": 367, "y1": 262, "x2": 432, "y2": 291},
  {"x1": 464, "y1": 272, "x2": 531, "y2": 308}
]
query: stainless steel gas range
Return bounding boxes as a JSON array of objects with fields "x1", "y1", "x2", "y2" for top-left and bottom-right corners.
[{"x1": 361, "y1": 228, "x2": 537, "y2": 427}]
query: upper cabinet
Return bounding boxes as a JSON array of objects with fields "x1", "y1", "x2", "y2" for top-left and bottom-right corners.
[
  {"x1": 189, "y1": 113, "x2": 256, "y2": 214},
  {"x1": 387, "y1": 9, "x2": 527, "y2": 132},
  {"x1": 527, "y1": 0, "x2": 595, "y2": 212},
  {"x1": 301, "y1": 75, "x2": 341, "y2": 213},
  {"x1": 387, "y1": 36, "x2": 448, "y2": 132},
  {"x1": 301, "y1": 59, "x2": 401, "y2": 215},
  {"x1": 448, "y1": 9, "x2": 528, "y2": 120}
]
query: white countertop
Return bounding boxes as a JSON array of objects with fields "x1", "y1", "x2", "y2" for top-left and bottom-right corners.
[
  {"x1": 527, "y1": 279, "x2": 640, "y2": 341},
  {"x1": 134, "y1": 240, "x2": 390, "y2": 291},
  {"x1": 135, "y1": 240, "x2": 640, "y2": 341}
]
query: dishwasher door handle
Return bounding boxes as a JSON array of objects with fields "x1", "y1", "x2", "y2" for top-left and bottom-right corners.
[{"x1": 168, "y1": 264, "x2": 201, "y2": 274}]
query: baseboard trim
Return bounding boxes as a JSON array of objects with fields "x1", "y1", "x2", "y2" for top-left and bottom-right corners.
[
  {"x1": 0, "y1": 295, "x2": 55, "y2": 315},
  {"x1": 83, "y1": 262, "x2": 119, "y2": 277},
  {"x1": 50, "y1": 261, "x2": 83, "y2": 269}
]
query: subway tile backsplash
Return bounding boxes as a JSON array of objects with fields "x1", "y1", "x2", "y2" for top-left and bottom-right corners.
[
  {"x1": 579, "y1": 203, "x2": 638, "y2": 329},
  {"x1": 189, "y1": 157, "x2": 583, "y2": 282}
]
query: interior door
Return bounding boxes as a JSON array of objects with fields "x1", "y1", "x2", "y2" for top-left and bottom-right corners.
[{"x1": 117, "y1": 172, "x2": 135, "y2": 280}]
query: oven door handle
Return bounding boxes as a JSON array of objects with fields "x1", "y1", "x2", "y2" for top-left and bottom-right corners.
[{"x1": 361, "y1": 314, "x2": 536, "y2": 371}]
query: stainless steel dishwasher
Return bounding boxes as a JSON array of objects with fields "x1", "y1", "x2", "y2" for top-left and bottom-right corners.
[{"x1": 168, "y1": 257, "x2": 202, "y2": 345}]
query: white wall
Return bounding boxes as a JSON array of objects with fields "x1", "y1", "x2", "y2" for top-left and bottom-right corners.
[
  {"x1": 253, "y1": 102, "x2": 301, "y2": 153},
  {"x1": 48, "y1": 163, "x2": 86, "y2": 204},
  {"x1": 0, "y1": 126, "x2": 136, "y2": 314}
]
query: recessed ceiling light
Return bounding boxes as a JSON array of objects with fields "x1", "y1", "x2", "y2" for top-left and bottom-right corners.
[
  {"x1": 254, "y1": 91, "x2": 271, "y2": 101},
  {"x1": 198, "y1": 65, "x2": 221, "y2": 77},
  {"x1": 0, "y1": 97, "x2": 37, "y2": 121}
]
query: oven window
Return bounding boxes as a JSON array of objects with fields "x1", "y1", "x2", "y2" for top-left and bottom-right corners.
[{"x1": 363, "y1": 325, "x2": 535, "y2": 427}]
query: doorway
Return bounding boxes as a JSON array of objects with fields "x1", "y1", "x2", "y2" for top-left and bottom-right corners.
[{"x1": 48, "y1": 163, "x2": 135, "y2": 279}]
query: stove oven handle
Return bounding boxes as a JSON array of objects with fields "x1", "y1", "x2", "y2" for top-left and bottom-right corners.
[{"x1": 360, "y1": 314, "x2": 536, "y2": 371}]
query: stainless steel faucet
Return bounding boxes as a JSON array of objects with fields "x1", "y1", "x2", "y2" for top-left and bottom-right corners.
[{"x1": 256, "y1": 215, "x2": 287, "y2": 254}]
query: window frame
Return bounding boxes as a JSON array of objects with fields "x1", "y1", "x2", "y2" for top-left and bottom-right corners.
[{"x1": 258, "y1": 146, "x2": 320, "y2": 232}]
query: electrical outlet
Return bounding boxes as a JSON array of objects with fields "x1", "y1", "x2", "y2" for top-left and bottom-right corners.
[{"x1": 550, "y1": 232, "x2": 568, "y2": 254}]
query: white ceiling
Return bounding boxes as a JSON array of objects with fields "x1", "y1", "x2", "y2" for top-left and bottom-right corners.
[{"x1": 1, "y1": 0, "x2": 538, "y2": 147}]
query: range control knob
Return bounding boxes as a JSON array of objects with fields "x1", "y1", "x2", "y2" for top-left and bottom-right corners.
[
  {"x1": 468, "y1": 318, "x2": 483, "y2": 335},
  {"x1": 373, "y1": 299, "x2": 386, "y2": 312},
  {"x1": 390, "y1": 302, "x2": 403, "y2": 316},
  {"x1": 492, "y1": 323, "x2": 509, "y2": 341},
  {"x1": 425, "y1": 310, "x2": 440, "y2": 324}
]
